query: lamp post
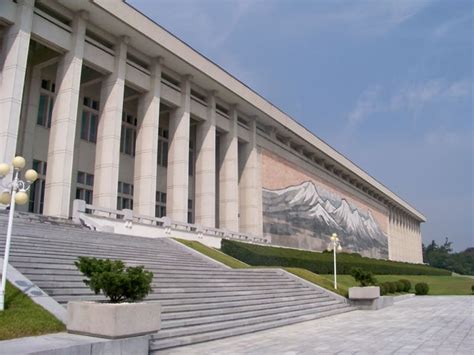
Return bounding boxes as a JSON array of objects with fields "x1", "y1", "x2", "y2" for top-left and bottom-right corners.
[
  {"x1": 327, "y1": 233, "x2": 342, "y2": 290},
  {"x1": 0, "y1": 156, "x2": 38, "y2": 311}
]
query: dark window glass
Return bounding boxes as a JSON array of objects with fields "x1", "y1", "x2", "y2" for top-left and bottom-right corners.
[
  {"x1": 123, "y1": 183, "x2": 130, "y2": 195},
  {"x1": 32, "y1": 160, "x2": 40, "y2": 172},
  {"x1": 47, "y1": 97, "x2": 54, "y2": 128},
  {"x1": 89, "y1": 114, "x2": 97, "y2": 142},
  {"x1": 86, "y1": 174, "x2": 94, "y2": 186},
  {"x1": 80, "y1": 112, "x2": 88, "y2": 140},
  {"x1": 77, "y1": 172, "x2": 85, "y2": 184},
  {"x1": 37, "y1": 95, "x2": 47, "y2": 125}
]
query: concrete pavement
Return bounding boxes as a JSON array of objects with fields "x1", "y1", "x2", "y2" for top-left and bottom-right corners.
[{"x1": 161, "y1": 296, "x2": 473, "y2": 355}]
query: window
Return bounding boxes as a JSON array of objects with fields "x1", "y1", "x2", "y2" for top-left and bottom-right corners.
[
  {"x1": 189, "y1": 139, "x2": 194, "y2": 176},
  {"x1": 155, "y1": 191, "x2": 167, "y2": 218},
  {"x1": 216, "y1": 103, "x2": 229, "y2": 116},
  {"x1": 80, "y1": 96, "x2": 99, "y2": 143},
  {"x1": 37, "y1": 80, "x2": 55, "y2": 128},
  {"x1": 157, "y1": 128, "x2": 169, "y2": 167},
  {"x1": 76, "y1": 171, "x2": 94, "y2": 204},
  {"x1": 187, "y1": 199, "x2": 193, "y2": 224},
  {"x1": 28, "y1": 160, "x2": 47, "y2": 214},
  {"x1": 117, "y1": 181, "x2": 134, "y2": 210},
  {"x1": 120, "y1": 112, "x2": 137, "y2": 156}
]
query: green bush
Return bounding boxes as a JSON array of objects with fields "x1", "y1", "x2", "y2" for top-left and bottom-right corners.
[
  {"x1": 472, "y1": 285, "x2": 474, "y2": 294},
  {"x1": 387, "y1": 281, "x2": 398, "y2": 294},
  {"x1": 399, "y1": 279, "x2": 411, "y2": 292},
  {"x1": 396, "y1": 281, "x2": 405, "y2": 293},
  {"x1": 415, "y1": 282, "x2": 429, "y2": 295},
  {"x1": 351, "y1": 268, "x2": 377, "y2": 286},
  {"x1": 221, "y1": 240, "x2": 450, "y2": 275},
  {"x1": 75, "y1": 257, "x2": 153, "y2": 303},
  {"x1": 379, "y1": 282, "x2": 388, "y2": 295}
]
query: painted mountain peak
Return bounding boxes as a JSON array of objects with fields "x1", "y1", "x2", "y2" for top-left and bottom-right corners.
[{"x1": 263, "y1": 181, "x2": 388, "y2": 259}]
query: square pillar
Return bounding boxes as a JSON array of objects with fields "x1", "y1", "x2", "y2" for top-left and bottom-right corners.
[
  {"x1": 166, "y1": 75, "x2": 191, "y2": 222},
  {"x1": 133, "y1": 57, "x2": 162, "y2": 217},
  {"x1": 17, "y1": 65, "x2": 41, "y2": 166},
  {"x1": 218, "y1": 105, "x2": 239, "y2": 231},
  {"x1": 194, "y1": 91, "x2": 217, "y2": 227},
  {"x1": 239, "y1": 118, "x2": 263, "y2": 235},
  {"x1": 43, "y1": 12, "x2": 87, "y2": 218},
  {"x1": 93, "y1": 37, "x2": 128, "y2": 209},
  {"x1": 0, "y1": 0, "x2": 34, "y2": 165}
]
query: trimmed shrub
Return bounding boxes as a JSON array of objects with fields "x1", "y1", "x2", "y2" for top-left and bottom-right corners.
[
  {"x1": 75, "y1": 257, "x2": 153, "y2": 303},
  {"x1": 396, "y1": 281, "x2": 405, "y2": 293},
  {"x1": 379, "y1": 282, "x2": 388, "y2": 296},
  {"x1": 387, "y1": 281, "x2": 398, "y2": 293},
  {"x1": 415, "y1": 282, "x2": 429, "y2": 295},
  {"x1": 379, "y1": 282, "x2": 386, "y2": 294},
  {"x1": 351, "y1": 268, "x2": 377, "y2": 286},
  {"x1": 399, "y1": 279, "x2": 411, "y2": 292},
  {"x1": 221, "y1": 240, "x2": 450, "y2": 275}
]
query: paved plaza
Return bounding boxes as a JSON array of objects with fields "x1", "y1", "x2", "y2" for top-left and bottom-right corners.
[{"x1": 162, "y1": 296, "x2": 473, "y2": 355}]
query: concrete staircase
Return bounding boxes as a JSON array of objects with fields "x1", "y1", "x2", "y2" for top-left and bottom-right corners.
[{"x1": 0, "y1": 212, "x2": 354, "y2": 351}]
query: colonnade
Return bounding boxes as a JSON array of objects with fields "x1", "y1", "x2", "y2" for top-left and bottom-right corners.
[
  {"x1": 388, "y1": 207, "x2": 423, "y2": 263},
  {"x1": 0, "y1": 2, "x2": 262, "y2": 235}
]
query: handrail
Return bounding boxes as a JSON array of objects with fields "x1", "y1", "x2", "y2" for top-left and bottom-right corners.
[{"x1": 75, "y1": 200, "x2": 268, "y2": 244}]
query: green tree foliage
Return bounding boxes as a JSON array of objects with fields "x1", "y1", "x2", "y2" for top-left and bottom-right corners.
[
  {"x1": 75, "y1": 257, "x2": 153, "y2": 303},
  {"x1": 350, "y1": 268, "x2": 377, "y2": 286},
  {"x1": 423, "y1": 239, "x2": 474, "y2": 275}
]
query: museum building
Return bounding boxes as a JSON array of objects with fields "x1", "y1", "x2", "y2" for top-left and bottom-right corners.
[{"x1": 0, "y1": 0, "x2": 425, "y2": 263}]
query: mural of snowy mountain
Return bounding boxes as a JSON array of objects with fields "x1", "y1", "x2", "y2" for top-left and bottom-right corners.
[{"x1": 263, "y1": 181, "x2": 388, "y2": 259}]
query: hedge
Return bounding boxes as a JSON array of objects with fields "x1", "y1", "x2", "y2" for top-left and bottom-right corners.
[{"x1": 221, "y1": 240, "x2": 450, "y2": 276}]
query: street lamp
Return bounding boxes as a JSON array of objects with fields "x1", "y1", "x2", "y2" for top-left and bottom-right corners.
[
  {"x1": 0, "y1": 156, "x2": 37, "y2": 311},
  {"x1": 327, "y1": 233, "x2": 342, "y2": 290}
]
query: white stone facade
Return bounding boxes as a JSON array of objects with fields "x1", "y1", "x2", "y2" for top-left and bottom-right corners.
[{"x1": 0, "y1": 0, "x2": 425, "y2": 263}]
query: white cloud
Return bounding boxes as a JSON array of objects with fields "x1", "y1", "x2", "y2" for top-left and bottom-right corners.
[
  {"x1": 279, "y1": 0, "x2": 430, "y2": 38},
  {"x1": 348, "y1": 85, "x2": 382, "y2": 126},
  {"x1": 433, "y1": 12, "x2": 473, "y2": 38},
  {"x1": 347, "y1": 79, "x2": 471, "y2": 127}
]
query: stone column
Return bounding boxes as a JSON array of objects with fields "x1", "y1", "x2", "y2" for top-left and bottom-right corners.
[
  {"x1": 239, "y1": 118, "x2": 263, "y2": 235},
  {"x1": 194, "y1": 91, "x2": 217, "y2": 227},
  {"x1": 0, "y1": 0, "x2": 34, "y2": 165},
  {"x1": 17, "y1": 65, "x2": 41, "y2": 166},
  {"x1": 218, "y1": 105, "x2": 239, "y2": 231},
  {"x1": 166, "y1": 75, "x2": 191, "y2": 222},
  {"x1": 133, "y1": 57, "x2": 162, "y2": 217},
  {"x1": 93, "y1": 37, "x2": 128, "y2": 209},
  {"x1": 43, "y1": 12, "x2": 87, "y2": 218}
]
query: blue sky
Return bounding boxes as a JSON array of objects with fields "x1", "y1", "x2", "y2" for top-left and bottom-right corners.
[{"x1": 128, "y1": 0, "x2": 473, "y2": 251}]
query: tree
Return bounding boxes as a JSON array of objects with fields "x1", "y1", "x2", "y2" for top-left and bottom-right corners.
[{"x1": 423, "y1": 238, "x2": 474, "y2": 276}]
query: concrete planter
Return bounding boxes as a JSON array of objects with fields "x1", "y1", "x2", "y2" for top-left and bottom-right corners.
[
  {"x1": 348, "y1": 286, "x2": 380, "y2": 300},
  {"x1": 67, "y1": 301, "x2": 161, "y2": 339}
]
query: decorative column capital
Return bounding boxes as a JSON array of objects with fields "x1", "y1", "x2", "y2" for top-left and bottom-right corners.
[
  {"x1": 77, "y1": 10, "x2": 89, "y2": 21},
  {"x1": 182, "y1": 74, "x2": 193, "y2": 81},
  {"x1": 121, "y1": 35, "x2": 130, "y2": 45},
  {"x1": 152, "y1": 56, "x2": 164, "y2": 65}
]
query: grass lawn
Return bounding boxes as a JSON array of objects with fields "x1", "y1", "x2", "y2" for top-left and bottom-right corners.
[
  {"x1": 321, "y1": 274, "x2": 474, "y2": 295},
  {"x1": 0, "y1": 282, "x2": 65, "y2": 341},
  {"x1": 284, "y1": 267, "x2": 348, "y2": 297},
  {"x1": 174, "y1": 238, "x2": 250, "y2": 268}
]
